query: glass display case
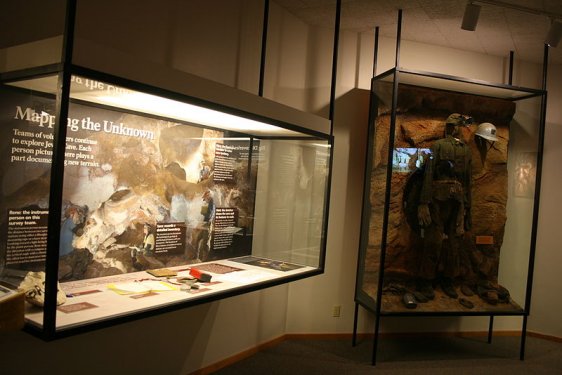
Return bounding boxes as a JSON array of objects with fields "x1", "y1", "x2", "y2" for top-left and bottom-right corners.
[
  {"x1": 354, "y1": 66, "x2": 546, "y2": 363},
  {"x1": 0, "y1": 2, "x2": 332, "y2": 339},
  {"x1": 353, "y1": 10, "x2": 547, "y2": 364}
]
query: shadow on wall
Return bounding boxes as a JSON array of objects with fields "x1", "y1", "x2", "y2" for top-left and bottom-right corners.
[{"x1": 270, "y1": 86, "x2": 332, "y2": 119}]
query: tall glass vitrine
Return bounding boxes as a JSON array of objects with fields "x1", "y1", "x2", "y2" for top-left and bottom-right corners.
[{"x1": 353, "y1": 10, "x2": 547, "y2": 365}]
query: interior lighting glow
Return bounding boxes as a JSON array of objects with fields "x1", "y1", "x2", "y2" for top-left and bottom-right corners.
[{"x1": 95, "y1": 91, "x2": 287, "y2": 134}]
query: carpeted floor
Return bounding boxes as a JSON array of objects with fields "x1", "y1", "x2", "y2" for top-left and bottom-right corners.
[{"x1": 213, "y1": 335, "x2": 562, "y2": 374}]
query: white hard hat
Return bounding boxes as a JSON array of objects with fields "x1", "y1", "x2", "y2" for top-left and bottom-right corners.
[{"x1": 476, "y1": 122, "x2": 498, "y2": 142}]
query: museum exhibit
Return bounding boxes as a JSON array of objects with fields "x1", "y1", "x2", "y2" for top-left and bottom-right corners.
[
  {"x1": 352, "y1": 9, "x2": 548, "y2": 364},
  {"x1": 0, "y1": 71, "x2": 332, "y2": 337},
  {"x1": 0, "y1": 0, "x2": 333, "y2": 339},
  {"x1": 1, "y1": 0, "x2": 561, "y2": 374},
  {"x1": 354, "y1": 75, "x2": 544, "y2": 315}
]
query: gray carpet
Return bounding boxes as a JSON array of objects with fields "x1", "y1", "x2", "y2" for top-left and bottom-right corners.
[{"x1": 213, "y1": 335, "x2": 562, "y2": 374}]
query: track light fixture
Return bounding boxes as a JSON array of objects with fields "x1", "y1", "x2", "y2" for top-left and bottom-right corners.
[
  {"x1": 461, "y1": 0, "x2": 562, "y2": 47},
  {"x1": 461, "y1": 2, "x2": 481, "y2": 31}
]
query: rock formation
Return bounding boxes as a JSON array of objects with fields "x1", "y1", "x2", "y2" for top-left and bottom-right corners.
[{"x1": 362, "y1": 83, "x2": 516, "y2": 307}]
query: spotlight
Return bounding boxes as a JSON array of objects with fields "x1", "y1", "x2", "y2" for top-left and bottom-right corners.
[
  {"x1": 545, "y1": 20, "x2": 562, "y2": 47},
  {"x1": 461, "y1": 2, "x2": 481, "y2": 31}
]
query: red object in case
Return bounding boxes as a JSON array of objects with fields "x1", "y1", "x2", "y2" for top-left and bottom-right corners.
[{"x1": 189, "y1": 268, "x2": 212, "y2": 282}]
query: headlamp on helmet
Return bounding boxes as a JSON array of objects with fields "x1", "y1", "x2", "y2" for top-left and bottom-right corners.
[{"x1": 446, "y1": 113, "x2": 473, "y2": 127}]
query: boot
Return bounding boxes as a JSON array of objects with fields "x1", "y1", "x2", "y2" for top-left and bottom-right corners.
[
  {"x1": 416, "y1": 279, "x2": 435, "y2": 300},
  {"x1": 460, "y1": 283, "x2": 475, "y2": 297},
  {"x1": 441, "y1": 278, "x2": 458, "y2": 299}
]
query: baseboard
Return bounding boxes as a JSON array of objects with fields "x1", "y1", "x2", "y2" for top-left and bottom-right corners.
[
  {"x1": 285, "y1": 331, "x2": 529, "y2": 340},
  {"x1": 188, "y1": 335, "x2": 286, "y2": 375},
  {"x1": 189, "y1": 330, "x2": 561, "y2": 374},
  {"x1": 527, "y1": 331, "x2": 562, "y2": 343}
]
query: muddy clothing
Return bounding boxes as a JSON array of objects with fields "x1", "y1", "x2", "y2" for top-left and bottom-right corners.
[
  {"x1": 420, "y1": 135, "x2": 472, "y2": 213},
  {"x1": 418, "y1": 200, "x2": 463, "y2": 279},
  {"x1": 418, "y1": 135, "x2": 472, "y2": 280}
]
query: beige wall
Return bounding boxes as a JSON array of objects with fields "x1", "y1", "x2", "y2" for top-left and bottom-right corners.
[{"x1": 530, "y1": 63, "x2": 562, "y2": 338}]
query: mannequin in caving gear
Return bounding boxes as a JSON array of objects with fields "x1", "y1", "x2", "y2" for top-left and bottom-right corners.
[
  {"x1": 471, "y1": 121, "x2": 509, "y2": 305},
  {"x1": 416, "y1": 113, "x2": 473, "y2": 300}
]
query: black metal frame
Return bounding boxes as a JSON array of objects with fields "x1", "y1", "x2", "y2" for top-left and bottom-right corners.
[
  {"x1": 1, "y1": 0, "x2": 335, "y2": 340},
  {"x1": 352, "y1": 9, "x2": 548, "y2": 365}
]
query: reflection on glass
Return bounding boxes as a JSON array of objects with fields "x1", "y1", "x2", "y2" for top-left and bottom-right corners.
[{"x1": 514, "y1": 152, "x2": 536, "y2": 198}]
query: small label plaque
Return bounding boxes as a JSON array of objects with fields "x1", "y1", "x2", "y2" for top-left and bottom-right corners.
[{"x1": 475, "y1": 235, "x2": 494, "y2": 245}]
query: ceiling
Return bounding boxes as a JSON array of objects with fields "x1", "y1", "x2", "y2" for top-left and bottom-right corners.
[{"x1": 273, "y1": 0, "x2": 562, "y2": 65}]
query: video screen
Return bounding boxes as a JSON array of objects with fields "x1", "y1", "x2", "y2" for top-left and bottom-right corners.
[{"x1": 392, "y1": 148, "x2": 431, "y2": 173}]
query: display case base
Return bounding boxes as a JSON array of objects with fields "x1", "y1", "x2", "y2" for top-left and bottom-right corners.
[{"x1": 23, "y1": 257, "x2": 314, "y2": 333}]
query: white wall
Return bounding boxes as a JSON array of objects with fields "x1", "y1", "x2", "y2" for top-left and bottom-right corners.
[
  {"x1": 74, "y1": 0, "x2": 264, "y2": 94},
  {"x1": 529, "y1": 63, "x2": 562, "y2": 338}
]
